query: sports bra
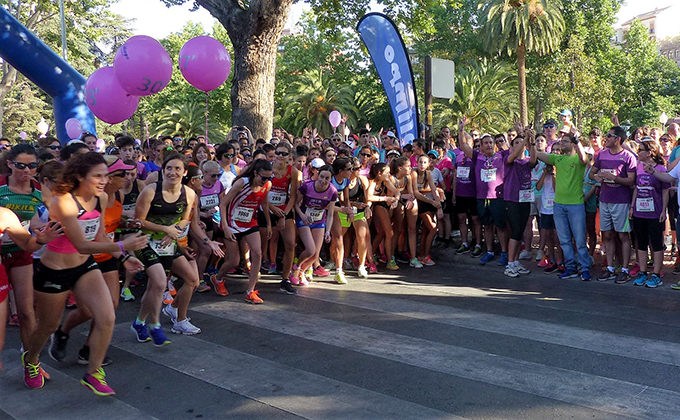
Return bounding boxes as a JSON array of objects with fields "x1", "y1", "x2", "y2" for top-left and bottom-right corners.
[
  {"x1": 47, "y1": 193, "x2": 101, "y2": 254},
  {"x1": 348, "y1": 178, "x2": 365, "y2": 203}
]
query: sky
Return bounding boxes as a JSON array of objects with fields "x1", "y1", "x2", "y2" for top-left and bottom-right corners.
[{"x1": 110, "y1": 0, "x2": 679, "y2": 40}]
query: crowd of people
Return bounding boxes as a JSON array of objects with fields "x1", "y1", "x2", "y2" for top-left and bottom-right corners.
[{"x1": 1, "y1": 113, "x2": 680, "y2": 396}]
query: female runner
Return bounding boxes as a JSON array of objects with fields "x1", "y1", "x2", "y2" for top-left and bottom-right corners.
[
  {"x1": 340, "y1": 157, "x2": 373, "y2": 277},
  {"x1": 119, "y1": 159, "x2": 146, "y2": 301},
  {"x1": 390, "y1": 156, "x2": 422, "y2": 268},
  {"x1": 413, "y1": 154, "x2": 443, "y2": 265},
  {"x1": 366, "y1": 163, "x2": 399, "y2": 269},
  {"x1": 329, "y1": 157, "x2": 353, "y2": 284}
]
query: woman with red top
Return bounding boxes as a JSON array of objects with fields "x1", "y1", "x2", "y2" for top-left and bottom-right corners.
[
  {"x1": 263, "y1": 142, "x2": 300, "y2": 293},
  {"x1": 213, "y1": 159, "x2": 273, "y2": 304}
]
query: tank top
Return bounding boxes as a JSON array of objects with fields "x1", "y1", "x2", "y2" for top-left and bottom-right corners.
[
  {"x1": 46, "y1": 194, "x2": 101, "y2": 254},
  {"x1": 94, "y1": 192, "x2": 123, "y2": 263},
  {"x1": 143, "y1": 182, "x2": 188, "y2": 241},
  {"x1": 200, "y1": 181, "x2": 223, "y2": 211},
  {"x1": 268, "y1": 165, "x2": 293, "y2": 211},
  {"x1": 348, "y1": 178, "x2": 365, "y2": 203},
  {"x1": 0, "y1": 175, "x2": 43, "y2": 254},
  {"x1": 226, "y1": 177, "x2": 270, "y2": 233}
]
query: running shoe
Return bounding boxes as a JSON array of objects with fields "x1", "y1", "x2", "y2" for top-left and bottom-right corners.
[
  {"x1": 673, "y1": 261, "x2": 680, "y2": 275},
  {"x1": 305, "y1": 267, "x2": 314, "y2": 281},
  {"x1": 519, "y1": 250, "x2": 532, "y2": 260},
  {"x1": 280, "y1": 280, "x2": 298, "y2": 295},
  {"x1": 409, "y1": 258, "x2": 423, "y2": 269},
  {"x1": 351, "y1": 256, "x2": 360, "y2": 270},
  {"x1": 245, "y1": 290, "x2": 264, "y2": 304},
  {"x1": 515, "y1": 263, "x2": 531, "y2": 275},
  {"x1": 120, "y1": 287, "x2": 135, "y2": 301},
  {"x1": 544, "y1": 263, "x2": 559, "y2": 274},
  {"x1": 597, "y1": 268, "x2": 617, "y2": 282},
  {"x1": 196, "y1": 279, "x2": 211, "y2": 293},
  {"x1": 210, "y1": 277, "x2": 229, "y2": 297},
  {"x1": 298, "y1": 273, "x2": 309, "y2": 286},
  {"x1": 497, "y1": 252, "x2": 508, "y2": 266},
  {"x1": 289, "y1": 271, "x2": 301, "y2": 285},
  {"x1": 268, "y1": 263, "x2": 277, "y2": 275},
  {"x1": 470, "y1": 245, "x2": 484, "y2": 258},
  {"x1": 645, "y1": 274, "x2": 663, "y2": 288},
  {"x1": 358, "y1": 265, "x2": 369, "y2": 278},
  {"x1": 377, "y1": 253, "x2": 388, "y2": 264},
  {"x1": 456, "y1": 243, "x2": 471, "y2": 254},
  {"x1": 171, "y1": 319, "x2": 201, "y2": 335},
  {"x1": 8, "y1": 313, "x2": 19, "y2": 326},
  {"x1": 386, "y1": 258, "x2": 400, "y2": 270},
  {"x1": 162, "y1": 304, "x2": 178, "y2": 324},
  {"x1": 313, "y1": 265, "x2": 330, "y2": 277},
  {"x1": 260, "y1": 260, "x2": 271, "y2": 273},
  {"x1": 538, "y1": 257, "x2": 550, "y2": 268},
  {"x1": 581, "y1": 270, "x2": 592, "y2": 281},
  {"x1": 77, "y1": 345, "x2": 112, "y2": 366},
  {"x1": 21, "y1": 351, "x2": 44, "y2": 390},
  {"x1": 162, "y1": 291, "x2": 174, "y2": 305},
  {"x1": 131, "y1": 320, "x2": 151, "y2": 343},
  {"x1": 419, "y1": 256, "x2": 435, "y2": 266},
  {"x1": 396, "y1": 252, "x2": 410, "y2": 264},
  {"x1": 535, "y1": 250, "x2": 544, "y2": 262},
  {"x1": 504, "y1": 265, "x2": 519, "y2": 278},
  {"x1": 324, "y1": 261, "x2": 336, "y2": 271},
  {"x1": 167, "y1": 277, "x2": 177, "y2": 297},
  {"x1": 557, "y1": 264, "x2": 566, "y2": 273},
  {"x1": 81, "y1": 367, "x2": 115, "y2": 396},
  {"x1": 629, "y1": 263, "x2": 641, "y2": 277},
  {"x1": 479, "y1": 252, "x2": 494, "y2": 265},
  {"x1": 671, "y1": 281, "x2": 680, "y2": 290},
  {"x1": 615, "y1": 271, "x2": 631, "y2": 284},
  {"x1": 66, "y1": 292, "x2": 77, "y2": 309},
  {"x1": 149, "y1": 326, "x2": 171, "y2": 347},
  {"x1": 633, "y1": 272, "x2": 648, "y2": 286},
  {"x1": 559, "y1": 269, "x2": 579, "y2": 280},
  {"x1": 368, "y1": 262, "x2": 378, "y2": 274},
  {"x1": 334, "y1": 271, "x2": 348, "y2": 284},
  {"x1": 49, "y1": 328, "x2": 69, "y2": 362}
]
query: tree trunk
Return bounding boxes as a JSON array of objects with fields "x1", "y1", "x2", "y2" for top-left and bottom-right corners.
[
  {"x1": 533, "y1": 97, "x2": 543, "y2": 131},
  {"x1": 196, "y1": 0, "x2": 294, "y2": 141},
  {"x1": 517, "y1": 42, "x2": 528, "y2": 127}
]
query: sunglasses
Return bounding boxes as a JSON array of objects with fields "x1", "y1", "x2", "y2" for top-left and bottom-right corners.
[
  {"x1": 344, "y1": 166, "x2": 352, "y2": 171},
  {"x1": 224, "y1": 153, "x2": 234, "y2": 158},
  {"x1": 352, "y1": 167, "x2": 361, "y2": 171},
  {"x1": 134, "y1": 147, "x2": 142, "y2": 151},
  {"x1": 360, "y1": 153, "x2": 372, "y2": 157},
  {"x1": 661, "y1": 137, "x2": 670, "y2": 142},
  {"x1": 110, "y1": 172, "x2": 126, "y2": 178},
  {"x1": 544, "y1": 124, "x2": 556, "y2": 128},
  {"x1": 243, "y1": 153, "x2": 252, "y2": 158},
  {"x1": 192, "y1": 175, "x2": 203, "y2": 180},
  {"x1": 275, "y1": 151, "x2": 290, "y2": 157},
  {"x1": 260, "y1": 174, "x2": 274, "y2": 180},
  {"x1": 207, "y1": 173, "x2": 220, "y2": 179},
  {"x1": 605, "y1": 133, "x2": 616, "y2": 138},
  {"x1": 47, "y1": 145, "x2": 62, "y2": 150},
  {"x1": 495, "y1": 139, "x2": 506, "y2": 143},
  {"x1": 11, "y1": 161, "x2": 38, "y2": 170}
]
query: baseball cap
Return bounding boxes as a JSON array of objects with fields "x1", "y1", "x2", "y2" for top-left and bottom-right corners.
[
  {"x1": 427, "y1": 149, "x2": 439, "y2": 159},
  {"x1": 310, "y1": 158, "x2": 326, "y2": 169},
  {"x1": 560, "y1": 109, "x2": 572, "y2": 117},
  {"x1": 544, "y1": 118, "x2": 558, "y2": 126},
  {"x1": 104, "y1": 156, "x2": 135, "y2": 173},
  {"x1": 385, "y1": 131, "x2": 397, "y2": 138},
  {"x1": 386, "y1": 149, "x2": 401, "y2": 157},
  {"x1": 237, "y1": 131, "x2": 247, "y2": 136}
]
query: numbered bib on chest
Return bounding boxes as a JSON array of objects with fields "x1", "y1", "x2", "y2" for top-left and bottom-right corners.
[
  {"x1": 1, "y1": 220, "x2": 30, "y2": 245},
  {"x1": 200, "y1": 194, "x2": 219, "y2": 210},
  {"x1": 456, "y1": 166, "x2": 470, "y2": 179},
  {"x1": 636, "y1": 197, "x2": 655, "y2": 212},
  {"x1": 544, "y1": 197, "x2": 555, "y2": 210},
  {"x1": 122, "y1": 203, "x2": 136, "y2": 213},
  {"x1": 268, "y1": 191, "x2": 287, "y2": 207},
  {"x1": 79, "y1": 218, "x2": 100, "y2": 241},
  {"x1": 480, "y1": 168, "x2": 497, "y2": 182},
  {"x1": 233, "y1": 207, "x2": 254, "y2": 223},
  {"x1": 305, "y1": 207, "x2": 324, "y2": 223},
  {"x1": 150, "y1": 238, "x2": 176, "y2": 256},
  {"x1": 519, "y1": 189, "x2": 535, "y2": 203},
  {"x1": 177, "y1": 224, "x2": 190, "y2": 240}
]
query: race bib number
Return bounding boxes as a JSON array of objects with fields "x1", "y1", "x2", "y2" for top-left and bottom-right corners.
[
  {"x1": 480, "y1": 168, "x2": 497, "y2": 182},
  {"x1": 150, "y1": 238, "x2": 176, "y2": 256},
  {"x1": 233, "y1": 207, "x2": 254, "y2": 223},
  {"x1": 78, "y1": 218, "x2": 100, "y2": 241},
  {"x1": 1, "y1": 220, "x2": 30, "y2": 245},
  {"x1": 636, "y1": 197, "x2": 655, "y2": 212},
  {"x1": 544, "y1": 197, "x2": 555, "y2": 210},
  {"x1": 519, "y1": 189, "x2": 535, "y2": 203},
  {"x1": 122, "y1": 203, "x2": 136, "y2": 213},
  {"x1": 305, "y1": 207, "x2": 324, "y2": 223},
  {"x1": 106, "y1": 231, "x2": 115, "y2": 240},
  {"x1": 268, "y1": 191, "x2": 287, "y2": 207},
  {"x1": 456, "y1": 166, "x2": 470, "y2": 179},
  {"x1": 177, "y1": 224, "x2": 190, "y2": 240},
  {"x1": 600, "y1": 169, "x2": 617, "y2": 184},
  {"x1": 200, "y1": 194, "x2": 219, "y2": 210}
]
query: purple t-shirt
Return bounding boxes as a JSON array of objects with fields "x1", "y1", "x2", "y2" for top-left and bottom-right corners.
[
  {"x1": 593, "y1": 149, "x2": 637, "y2": 204},
  {"x1": 453, "y1": 149, "x2": 476, "y2": 198},
  {"x1": 473, "y1": 150, "x2": 507, "y2": 200},
  {"x1": 503, "y1": 154, "x2": 533, "y2": 203},
  {"x1": 634, "y1": 163, "x2": 669, "y2": 219},
  {"x1": 298, "y1": 180, "x2": 338, "y2": 224}
]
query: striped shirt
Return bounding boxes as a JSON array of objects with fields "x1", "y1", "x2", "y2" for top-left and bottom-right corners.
[{"x1": 226, "y1": 178, "x2": 270, "y2": 233}]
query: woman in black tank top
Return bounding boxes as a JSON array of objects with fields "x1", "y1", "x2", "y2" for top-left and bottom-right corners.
[
  {"x1": 343, "y1": 157, "x2": 374, "y2": 277},
  {"x1": 366, "y1": 163, "x2": 400, "y2": 270}
]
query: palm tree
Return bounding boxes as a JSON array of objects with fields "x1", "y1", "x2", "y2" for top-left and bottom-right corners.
[
  {"x1": 152, "y1": 102, "x2": 225, "y2": 140},
  {"x1": 478, "y1": 0, "x2": 565, "y2": 126}
]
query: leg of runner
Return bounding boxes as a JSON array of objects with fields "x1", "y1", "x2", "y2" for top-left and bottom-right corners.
[
  {"x1": 137, "y1": 263, "x2": 167, "y2": 325},
  {"x1": 8, "y1": 265, "x2": 35, "y2": 347},
  {"x1": 281, "y1": 219, "x2": 296, "y2": 280},
  {"x1": 169, "y1": 256, "x2": 199, "y2": 323}
]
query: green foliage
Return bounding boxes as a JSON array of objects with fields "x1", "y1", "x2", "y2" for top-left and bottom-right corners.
[{"x1": 152, "y1": 102, "x2": 225, "y2": 139}]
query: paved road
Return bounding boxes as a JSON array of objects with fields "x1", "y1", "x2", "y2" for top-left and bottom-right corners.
[{"x1": 2, "y1": 247, "x2": 680, "y2": 420}]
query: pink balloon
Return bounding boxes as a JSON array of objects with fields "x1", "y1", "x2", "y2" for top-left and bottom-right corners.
[
  {"x1": 18, "y1": 131, "x2": 27, "y2": 140},
  {"x1": 179, "y1": 36, "x2": 231, "y2": 92},
  {"x1": 85, "y1": 67, "x2": 140, "y2": 124},
  {"x1": 96, "y1": 138, "x2": 106, "y2": 151},
  {"x1": 114, "y1": 35, "x2": 173, "y2": 97},
  {"x1": 329, "y1": 110, "x2": 342, "y2": 128},
  {"x1": 65, "y1": 118, "x2": 82, "y2": 139}
]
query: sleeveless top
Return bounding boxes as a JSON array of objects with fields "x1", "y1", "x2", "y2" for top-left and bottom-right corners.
[
  {"x1": 0, "y1": 175, "x2": 43, "y2": 254},
  {"x1": 225, "y1": 177, "x2": 270, "y2": 233},
  {"x1": 348, "y1": 178, "x2": 365, "y2": 203},
  {"x1": 143, "y1": 181, "x2": 188, "y2": 241},
  {"x1": 94, "y1": 192, "x2": 123, "y2": 263},
  {"x1": 200, "y1": 180, "x2": 223, "y2": 212},
  {"x1": 47, "y1": 194, "x2": 101, "y2": 254},
  {"x1": 268, "y1": 165, "x2": 293, "y2": 211}
]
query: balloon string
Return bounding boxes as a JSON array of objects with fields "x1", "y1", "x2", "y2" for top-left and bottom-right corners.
[{"x1": 205, "y1": 92, "x2": 209, "y2": 144}]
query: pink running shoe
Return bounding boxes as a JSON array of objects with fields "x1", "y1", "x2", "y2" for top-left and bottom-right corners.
[
  {"x1": 81, "y1": 367, "x2": 115, "y2": 396},
  {"x1": 289, "y1": 271, "x2": 301, "y2": 285},
  {"x1": 313, "y1": 265, "x2": 330, "y2": 277},
  {"x1": 298, "y1": 273, "x2": 309, "y2": 286},
  {"x1": 368, "y1": 262, "x2": 378, "y2": 274},
  {"x1": 629, "y1": 263, "x2": 640, "y2": 277},
  {"x1": 538, "y1": 257, "x2": 550, "y2": 267},
  {"x1": 21, "y1": 351, "x2": 44, "y2": 390}
]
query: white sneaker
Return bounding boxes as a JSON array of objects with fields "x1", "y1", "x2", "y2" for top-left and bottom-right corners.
[
  {"x1": 515, "y1": 263, "x2": 531, "y2": 275},
  {"x1": 120, "y1": 287, "x2": 135, "y2": 301},
  {"x1": 358, "y1": 265, "x2": 368, "y2": 278},
  {"x1": 334, "y1": 271, "x2": 348, "y2": 284},
  {"x1": 171, "y1": 319, "x2": 201, "y2": 335},
  {"x1": 162, "y1": 304, "x2": 178, "y2": 324},
  {"x1": 504, "y1": 266, "x2": 519, "y2": 278},
  {"x1": 519, "y1": 250, "x2": 532, "y2": 260},
  {"x1": 535, "y1": 250, "x2": 544, "y2": 262}
]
